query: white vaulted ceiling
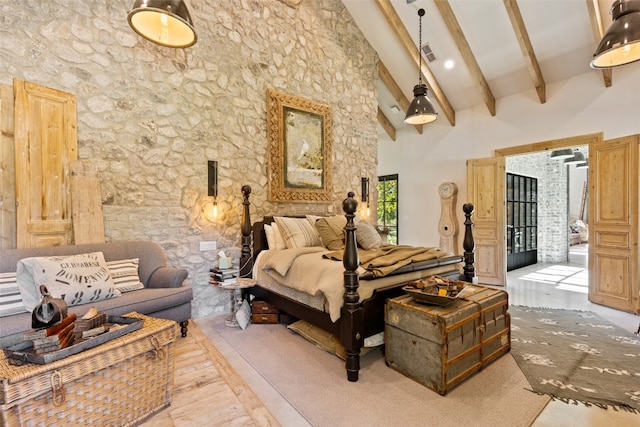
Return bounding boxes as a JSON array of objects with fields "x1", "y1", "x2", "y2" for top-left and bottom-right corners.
[{"x1": 341, "y1": 0, "x2": 620, "y2": 138}]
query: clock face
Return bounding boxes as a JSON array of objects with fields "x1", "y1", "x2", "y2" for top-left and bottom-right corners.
[{"x1": 439, "y1": 182, "x2": 456, "y2": 199}]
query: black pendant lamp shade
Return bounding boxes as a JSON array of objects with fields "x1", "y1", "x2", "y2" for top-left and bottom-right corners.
[
  {"x1": 405, "y1": 83, "x2": 438, "y2": 125},
  {"x1": 564, "y1": 151, "x2": 586, "y2": 164},
  {"x1": 404, "y1": 8, "x2": 437, "y2": 125},
  {"x1": 549, "y1": 148, "x2": 574, "y2": 159},
  {"x1": 591, "y1": 0, "x2": 640, "y2": 68},
  {"x1": 128, "y1": 0, "x2": 197, "y2": 48}
]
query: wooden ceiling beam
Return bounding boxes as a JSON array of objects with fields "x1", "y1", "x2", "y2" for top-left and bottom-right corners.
[
  {"x1": 378, "y1": 61, "x2": 423, "y2": 135},
  {"x1": 375, "y1": 0, "x2": 456, "y2": 126},
  {"x1": 434, "y1": 0, "x2": 496, "y2": 116},
  {"x1": 503, "y1": 0, "x2": 546, "y2": 104},
  {"x1": 377, "y1": 108, "x2": 397, "y2": 141},
  {"x1": 585, "y1": 0, "x2": 613, "y2": 87}
]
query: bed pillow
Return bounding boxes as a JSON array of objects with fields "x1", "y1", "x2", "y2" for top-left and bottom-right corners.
[
  {"x1": 106, "y1": 258, "x2": 145, "y2": 293},
  {"x1": 305, "y1": 214, "x2": 324, "y2": 226},
  {"x1": 0, "y1": 272, "x2": 28, "y2": 317},
  {"x1": 314, "y1": 215, "x2": 347, "y2": 250},
  {"x1": 16, "y1": 252, "x2": 120, "y2": 311},
  {"x1": 265, "y1": 223, "x2": 287, "y2": 250},
  {"x1": 264, "y1": 224, "x2": 277, "y2": 249},
  {"x1": 356, "y1": 221, "x2": 383, "y2": 250},
  {"x1": 271, "y1": 223, "x2": 287, "y2": 250},
  {"x1": 274, "y1": 216, "x2": 322, "y2": 248}
]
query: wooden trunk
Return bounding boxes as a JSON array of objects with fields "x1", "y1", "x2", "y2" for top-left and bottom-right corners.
[{"x1": 385, "y1": 284, "x2": 510, "y2": 395}]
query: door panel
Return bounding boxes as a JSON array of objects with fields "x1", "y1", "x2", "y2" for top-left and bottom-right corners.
[
  {"x1": 1, "y1": 83, "x2": 16, "y2": 249},
  {"x1": 14, "y1": 79, "x2": 77, "y2": 248},
  {"x1": 588, "y1": 135, "x2": 638, "y2": 314},
  {"x1": 467, "y1": 157, "x2": 506, "y2": 285}
]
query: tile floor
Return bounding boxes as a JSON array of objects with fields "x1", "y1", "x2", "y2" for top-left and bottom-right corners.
[{"x1": 504, "y1": 244, "x2": 639, "y2": 426}]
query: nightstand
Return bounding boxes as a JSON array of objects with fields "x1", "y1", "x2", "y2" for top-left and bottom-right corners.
[{"x1": 219, "y1": 278, "x2": 256, "y2": 327}]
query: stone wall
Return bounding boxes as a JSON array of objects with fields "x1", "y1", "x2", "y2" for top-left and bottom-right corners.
[
  {"x1": 507, "y1": 151, "x2": 569, "y2": 264},
  {"x1": 0, "y1": 0, "x2": 379, "y2": 318}
]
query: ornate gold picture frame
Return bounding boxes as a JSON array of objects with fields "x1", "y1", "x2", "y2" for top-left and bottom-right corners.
[{"x1": 266, "y1": 89, "x2": 332, "y2": 203}]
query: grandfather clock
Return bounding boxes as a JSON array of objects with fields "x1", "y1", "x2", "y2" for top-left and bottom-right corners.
[{"x1": 438, "y1": 182, "x2": 458, "y2": 254}]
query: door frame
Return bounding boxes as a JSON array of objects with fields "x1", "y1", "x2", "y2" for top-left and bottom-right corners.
[{"x1": 472, "y1": 133, "x2": 602, "y2": 284}]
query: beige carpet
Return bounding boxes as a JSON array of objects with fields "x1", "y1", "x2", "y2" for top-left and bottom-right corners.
[
  {"x1": 139, "y1": 322, "x2": 279, "y2": 427},
  {"x1": 197, "y1": 316, "x2": 551, "y2": 427}
]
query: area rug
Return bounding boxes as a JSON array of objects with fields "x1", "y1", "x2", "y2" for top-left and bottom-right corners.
[
  {"x1": 510, "y1": 305, "x2": 640, "y2": 413},
  {"x1": 198, "y1": 316, "x2": 550, "y2": 427}
]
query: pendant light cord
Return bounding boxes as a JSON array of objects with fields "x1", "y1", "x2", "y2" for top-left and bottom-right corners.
[{"x1": 418, "y1": 8, "x2": 425, "y2": 85}]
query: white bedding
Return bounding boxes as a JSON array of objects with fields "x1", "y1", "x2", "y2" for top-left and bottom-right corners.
[{"x1": 253, "y1": 247, "x2": 461, "y2": 322}]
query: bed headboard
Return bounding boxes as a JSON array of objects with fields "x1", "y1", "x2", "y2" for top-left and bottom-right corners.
[
  {"x1": 251, "y1": 216, "x2": 273, "y2": 258},
  {"x1": 239, "y1": 184, "x2": 477, "y2": 283}
]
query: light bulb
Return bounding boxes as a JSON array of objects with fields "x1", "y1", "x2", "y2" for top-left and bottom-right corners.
[{"x1": 213, "y1": 201, "x2": 218, "y2": 218}]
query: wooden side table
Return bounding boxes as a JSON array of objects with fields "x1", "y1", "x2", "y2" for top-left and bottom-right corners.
[{"x1": 220, "y1": 278, "x2": 256, "y2": 327}]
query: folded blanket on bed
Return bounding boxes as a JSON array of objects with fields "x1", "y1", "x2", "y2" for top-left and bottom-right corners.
[{"x1": 323, "y1": 245, "x2": 451, "y2": 278}]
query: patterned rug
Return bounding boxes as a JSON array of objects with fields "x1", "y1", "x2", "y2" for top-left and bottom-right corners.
[{"x1": 510, "y1": 305, "x2": 640, "y2": 412}]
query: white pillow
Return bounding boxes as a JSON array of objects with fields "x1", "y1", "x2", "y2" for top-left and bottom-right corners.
[
  {"x1": 106, "y1": 258, "x2": 145, "y2": 293},
  {"x1": 17, "y1": 252, "x2": 120, "y2": 311},
  {"x1": 264, "y1": 224, "x2": 276, "y2": 249},
  {"x1": 271, "y1": 222, "x2": 287, "y2": 250},
  {"x1": 0, "y1": 272, "x2": 28, "y2": 317},
  {"x1": 274, "y1": 216, "x2": 322, "y2": 248}
]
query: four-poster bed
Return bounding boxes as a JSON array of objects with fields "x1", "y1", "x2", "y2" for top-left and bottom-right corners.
[{"x1": 239, "y1": 185, "x2": 476, "y2": 381}]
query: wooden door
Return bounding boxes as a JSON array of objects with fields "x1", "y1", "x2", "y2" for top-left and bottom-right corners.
[
  {"x1": 1, "y1": 84, "x2": 16, "y2": 250},
  {"x1": 14, "y1": 79, "x2": 77, "y2": 248},
  {"x1": 466, "y1": 157, "x2": 506, "y2": 285},
  {"x1": 588, "y1": 135, "x2": 639, "y2": 314}
]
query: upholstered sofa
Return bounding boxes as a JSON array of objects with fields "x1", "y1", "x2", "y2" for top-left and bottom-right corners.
[{"x1": 0, "y1": 240, "x2": 192, "y2": 347}]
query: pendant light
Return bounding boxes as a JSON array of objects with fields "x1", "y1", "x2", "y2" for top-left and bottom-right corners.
[
  {"x1": 576, "y1": 160, "x2": 589, "y2": 169},
  {"x1": 564, "y1": 151, "x2": 586, "y2": 165},
  {"x1": 549, "y1": 148, "x2": 574, "y2": 160},
  {"x1": 591, "y1": 0, "x2": 640, "y2": 68},
  {"x1": 404, "y1": 8, "x2": 438, "y2": 125},
  {"x1": 128, "y1": 0, "x2": 197, "y2": 48}
]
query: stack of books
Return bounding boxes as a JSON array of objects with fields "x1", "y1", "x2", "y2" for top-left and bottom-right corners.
[
  {"x1": 210, "y1": 267, "x2": 239, "y2": 286},
  {"x1": 23, "y1": 313, "x2": 77, "y2": 353}
]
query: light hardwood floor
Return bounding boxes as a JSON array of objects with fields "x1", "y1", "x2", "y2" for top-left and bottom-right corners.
[{"x1": 139, "y1": 322, "x2": 279, "y2": 427}]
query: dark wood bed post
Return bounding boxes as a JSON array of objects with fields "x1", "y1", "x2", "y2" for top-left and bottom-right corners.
[
  {"x1": 462, "y1": 203, "x2": 476, "y2": 282},
  {"x1": 240, "y1": 185, "x2": 253, "y2": 278},
  {"x1": 340, "y1": 192, "x2": 364, "y2": 382}
]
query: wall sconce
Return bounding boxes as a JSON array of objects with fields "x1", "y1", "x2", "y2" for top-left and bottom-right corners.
[
  {"x1": 361, "y1": 177, "x2": 369, "y2": 203},
  {"x1": 208, "y1": 160, "x2": 218, "y2": 219},
  {"x1": 128, "y1": 0, "x2": 197, "y2": 48},
  {"x1": 361, "y1": 177, "x2": 370, "y2": 217}
]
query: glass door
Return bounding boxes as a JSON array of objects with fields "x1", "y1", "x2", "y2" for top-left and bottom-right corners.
[{"x1": 506, "y1": 173, "x2": 538, "y2": 271}]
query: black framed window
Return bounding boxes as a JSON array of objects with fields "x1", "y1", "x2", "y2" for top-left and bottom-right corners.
[
  {"x1": 376, "y1": 174, "x2": 398, "y2": 244},
  {"x1": 506, "y1": 172, "x2": 538, "y2": 271}
]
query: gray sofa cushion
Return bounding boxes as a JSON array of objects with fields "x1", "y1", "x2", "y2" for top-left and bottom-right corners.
[
  {"x1": 0, "y1": 241, "x2": 182, "y2": 287},
  {"x1": 0, "y1": 240, "x2": 192, "y2": 347}
]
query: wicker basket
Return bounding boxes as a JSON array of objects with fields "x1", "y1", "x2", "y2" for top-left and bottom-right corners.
[{"x1": 0, "y1": 313, "x2": 177, "y2": 427}]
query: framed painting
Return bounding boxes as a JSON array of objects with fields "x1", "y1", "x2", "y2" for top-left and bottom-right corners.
[{"x1": 266, "y1": 89, "x2": 332, "y2": 203}]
